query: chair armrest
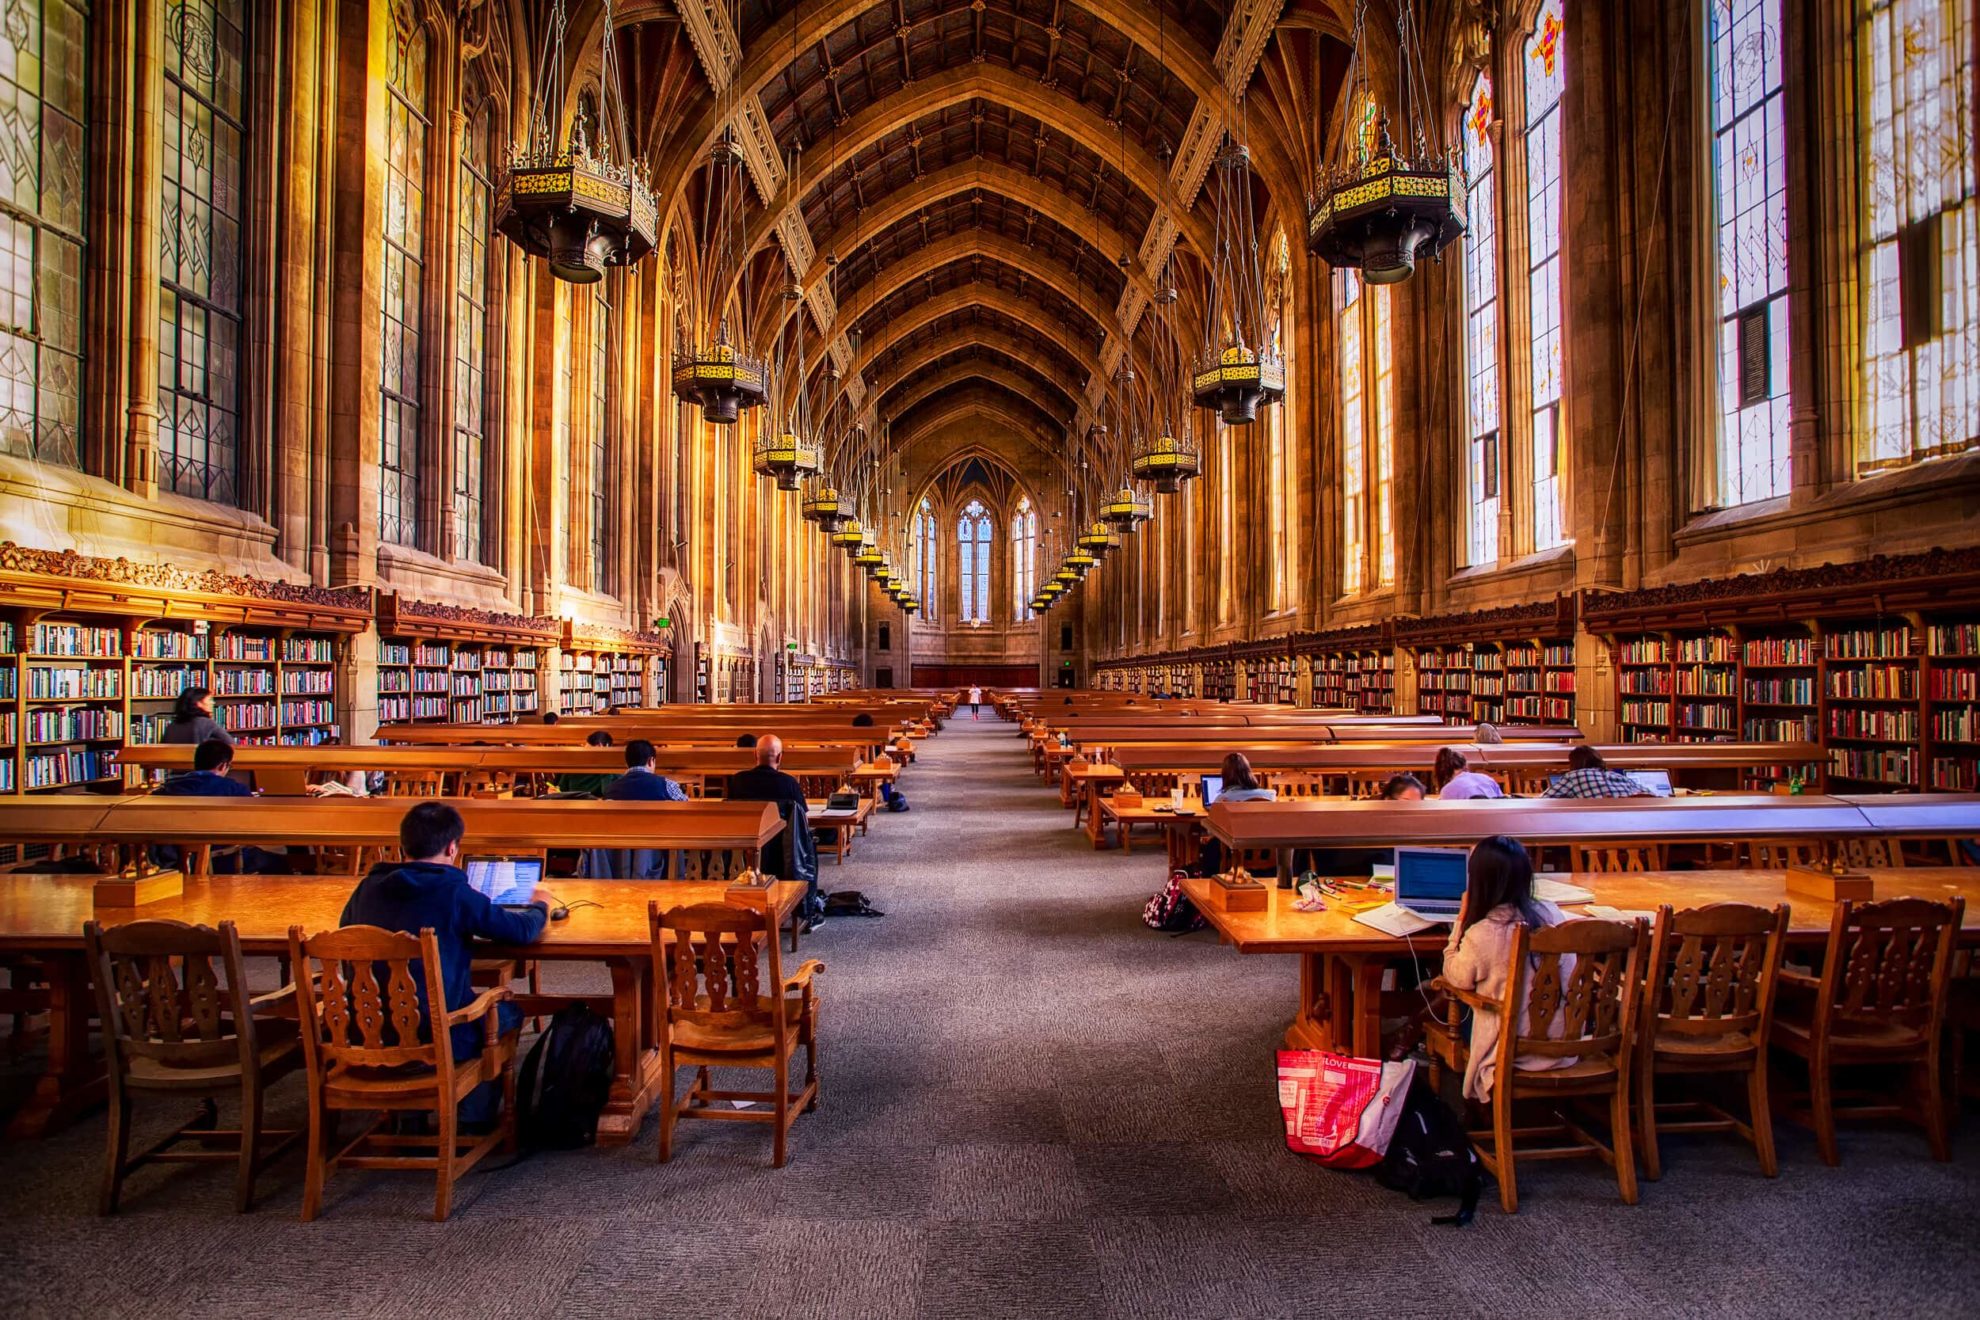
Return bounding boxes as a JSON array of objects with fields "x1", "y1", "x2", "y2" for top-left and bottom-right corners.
[
  {"x1": 784, "y1": 958, "x2": 826, "y2": 991},
  {"x1": 1776, "y1": 968, "x2": 1819, "y2": 990},
  {"x1": 1427, "y1": 978, "x2": 1497, "y2": 1015},
  {"x1": 441, "y1": 985, "x2": 512, "y2": 1029},
  {"x1": 246, "y1": 983, "x2": 297, "y2": 1015}
]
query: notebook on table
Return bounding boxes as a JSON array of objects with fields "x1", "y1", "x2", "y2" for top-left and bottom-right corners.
[
  {"x1": 464, "y1": 855, "x2": 544, "y2": 909},
  {"x1": 1352, "y1": 846, "x2": 1469, "y2": 937}
]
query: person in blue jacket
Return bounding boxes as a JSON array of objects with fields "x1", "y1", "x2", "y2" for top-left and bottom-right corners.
[
  {"x1": 151, "y1": 738, "x2": 289, "y2": 873},
  {"x1": 341, "y1": 802, "x2": 551, "y2": 1126},
  {"x1": 603, "y1": 739, "x2": 689, "y2": 801}
]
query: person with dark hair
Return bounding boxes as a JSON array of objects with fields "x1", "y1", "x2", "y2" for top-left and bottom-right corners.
[
  {"x1": 604, "y1": 739, "x2": 688, "y2": 801},
  {"x1": 153, "y1": 737, "x2": 252, "y2": 797},
  {"x1": 163, "y1": 686, "x2": 231, "y2": 748},
  {"x1": 541, "y1": 711, "x2": 561, "y2": 726},
  {"x1": 1473, "y1": 722, "x2": 1506, "y2": 745},
  {"x1": 554, "y1": 729, "x2": 618, "y2": 797},
  {"x1": 1215, "y1": 752, "x2": 1277, "y2": 803},
  {"x1": 1434, "y1": 747, "x2": 1504, "y2": 800},
  {"x1": 1437, "y1": 836, "x2": 1576, "y2": 1102},
  {"x1": 850, "y1": 712, "x2": 874, "y2": 728},
  {"x1": 735, "y1": 732, "x2": 758, "y2": 748},
  {"x1": 1381, "y1": 772, "x2": 1428, "y2": 801},
  {"x1": 1543, "y1": 745, "x2": 1648, "y2": 798},
  {"x1": 341, "y1": 803, "x2": 551, "y2": 1124}
]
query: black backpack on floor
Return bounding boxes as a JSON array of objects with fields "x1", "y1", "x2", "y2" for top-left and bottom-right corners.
[
  {"x1": 823, "y1": 889, "x2": 885, "y2": 918},
  {"x1": 1374, "y1": 1076, "x2": 1482, "y2": 1225},
  {"x1": 517, "y1": 1005, "x2": 615, "y2": 1150}
]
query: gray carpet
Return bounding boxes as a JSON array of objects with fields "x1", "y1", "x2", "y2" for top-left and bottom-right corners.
[{"x1": 2, "y1": 717, "x2": 1977, "y2": 1318}]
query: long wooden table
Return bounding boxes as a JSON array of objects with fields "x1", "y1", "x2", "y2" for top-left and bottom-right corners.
[
  {"x1": 374, "y1": 723, "x2": 898, "y2": 761},
  {"x1": 1185, "y1": 867, "x2": 1980, "y2": 1059},
  {"x1": 1202, "y1": 793, "x2": 1980, "y2": 881},
  {"x1": 1105, "y1": 741, "x2": 1825, "y2": 784},
  {"x1": 0, "y1": 872, "x2": 805, "y2": 1143}
]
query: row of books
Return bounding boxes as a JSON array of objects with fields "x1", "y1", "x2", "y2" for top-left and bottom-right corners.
[
  {"x1": 24, "y1": 747, "x2": 117, "y2": 787},
  {"x1": 25, "y1": 707, "x2": 124, "y2": 742}
]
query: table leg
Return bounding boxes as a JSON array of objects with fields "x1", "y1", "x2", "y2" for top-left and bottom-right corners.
[
  {"x1": 1088, "y1": 804, "x2": 1108, "y2": 850},
  {"x1": 6, "y1": 951, "x2": 102, "y2": 1140},
  {"x1": 591, "y1": 957, "x2": 661, "y2": 1146},
  {"x1": 1285, "y1": 952, "x2": 1331, "y2": 1050}
]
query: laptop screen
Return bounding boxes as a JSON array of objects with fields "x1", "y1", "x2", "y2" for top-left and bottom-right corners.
[
  {"x1": 1199, "y1": 774, "x2": 1224, "y2": 805},
  {"x1": 1625, "y1": 769, "x2": 1673, "y2": 796},
  {"x1": 465, "y1": 856, "x2": 543, "y2": 906},
  {"x1": 1394, "y1": 847, "x2": 1469, "y2": 917}
]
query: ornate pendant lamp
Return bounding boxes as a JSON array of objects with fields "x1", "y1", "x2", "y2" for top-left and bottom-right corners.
[
  {"x1": 828, "y1": 516, "x2": 866, "y2": 549},
  {"x1": 1133, "y1": 257, "x2": 1202, "y2": 491},
  {"x1": 801, "y1": 480, "x2": 845, "y2": 530},
  {"x1": 1076, "y1": 522, "x2": 1119, "y2": 558},
  {"x1": 1100, "y1": 486, "x2": 1152, "y2": 530},
  {"x1": 1065, "y1": 548, "x2": 1100, "y2": 573},
  {"x1": 496, "y1": 0, "x2": 656, "y2": 282},
  {"x1": 753, "y1": 425, "x2": 821, "y2": 491},
  {"x1": 1307, "y1": 0, "x2": 1466, "y2": 284},
  {"x1": 1195, "y1": 127, "x2": 1285, "y2": 425}
]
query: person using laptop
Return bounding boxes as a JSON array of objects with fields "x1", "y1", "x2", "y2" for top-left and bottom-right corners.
[
  {"x1": 1433, "y1": 747, "x2": 1504, "y2": 799},
  {"x1": 1214, "y1": 752, "x2": 1276, "y2": 803},
  {"x1": 604, "y1": 739, "x2": 689, "y2": 801},
  {"x1": 1542, "y1": 746, "x2": 1651, "y2": 799},
  {"x1": 1436, "y1": 836, "x2": 1577, "y2": 1103},
  {"x1": 341, "y1": 802, "x2": 552, "y2": 1126}
]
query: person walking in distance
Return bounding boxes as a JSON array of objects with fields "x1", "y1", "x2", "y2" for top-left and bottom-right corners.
[{"x1": 968, "y1": 684, "x2": 983, "y2": 720}]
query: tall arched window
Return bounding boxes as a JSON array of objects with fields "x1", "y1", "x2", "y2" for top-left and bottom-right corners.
[
  {"x1": 0, "y1": 0, "x2": 88, "y2": 470},
  {"x1": 1265, "y1": 231, "x2": 1294, "y2": 609},
  {"x1": 588, "y1": 289, "x2": 611, "y2": 594},
  {"x1": 1858, "y1": 0, "x2": 1978, "y2": 472},
  {"x1": 1709, "y1": 0, "x2": 1792, "y2": 504},
  {"x1": 453, "y1": 105, "x2": 491, "y2": 561},
  {"x1": 1011, "y1": 495, "x2": 1036, "y2": 618},
  {"x1": 379, "y1": 24, "x2": 428, "y2": 547},
  {"x1": 916, "y1": 497, "x2": 937, "y2": 619},
  {"x1": 957, "y1": 498, "x2": 992, "y2": 624},
  {"x1": 1338, "y1": 270, "x2": 1366, "y2": 595},
  {"x1": 1525, "y1": 0, "x2": 1568, "y2": 550},
  {"x1": 160, "y1": 0, "x2": 248, "y2": 506},
  {"x1": 1461, "y1": 72, "x2": 1502, "y2": 565}
]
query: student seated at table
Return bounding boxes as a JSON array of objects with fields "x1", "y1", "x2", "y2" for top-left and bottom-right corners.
[
  {"x1": 728, "y1": 734, "x2": 806, "y2": 805},
  {"x1": 727, "y1": 735, "x2": 820, "y2": 923},
  {"x1": 1382, "y1": 773, "x2": 1427, "y2": 801},
  {"x1": 1435, "y1": 748, "x2": 1504, "y2": 800},
  {"x1": 1437, "y1": 836, "x2": 1575, "y2": 1102},
  {"x1": 1473, "y1": 722, "x2": 1505, "y2": 745},
  {"x1": 554, "y1": 730, "x2": 617, "y2": 797},
  {"x1": 148, "y1": 739, "x2": 292, "y2": 874},
  {"x1": 162, "y1": 686, "x2": 233, "y2": 749},
  {"x1": 541, "y1": 711, "x2": 560, "y2": 726},
  {"x1": 735, "y1": 732, "x2": 758, "y2": 748},
  {"x1": 851, "y1": 713, "x2": 874, "y2": 727},
  {"x1": 1216, "y1": 752, "x2": 1277, "y2": 803},
  {"x1": 604, "y1": 740, "x2": 688, "y2": 801},
  {"x1": 342, "y1": 802, "x2": 551, "y2": 1127},
  {"x1": 1542, "y1": 746, "x2": 1649, "y2": 799}
]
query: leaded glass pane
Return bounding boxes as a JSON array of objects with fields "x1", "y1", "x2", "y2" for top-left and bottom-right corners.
[
  {"x1": 453, "y1": 112, "x2": 489, "y2": 561},
  {"x1": 0, "y1": 0, "x2": 86, "y2": 470},
  {"x1": 1526, "y1": 0, "x2": 1568, "y2": 549},
  {"x1": 589, "y1": 291, "x2": 610, "y2": 594},
  {"x1": 1462, "y1": 72, "x2": 1501, "y2": 566},
  {"x1": 1337, "y1": 270, "x2": 1365, "y2": 596},
  {"x1": 1012, "y1": 497, "x2": 1034, "y2": 618},
  {"x1": 1372, "y1": 285, "x2": 1395, "y2": 587},
  {"x1": 379, "y1": 26, "x2": 427, "y2": 546}
]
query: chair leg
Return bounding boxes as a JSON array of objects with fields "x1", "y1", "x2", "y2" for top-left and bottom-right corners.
[
  {"x1": 1919, "y1": 1059, "x2": 1952, "y2": 1162},
  {"x1": 1492, "y1": 1091, "x2": 1518, "y2": 1215},
  {"x1": 1636, "y1": 1057, "x2": 1661, "y2": 1182},
  {"x1": 656, "y1": 1060, "x2": 675, "y2": 1164},
  {"x1": 100, "y1": 1093, "x2": 132, "y2": 1216},
  {"x1": 433, "y1": 1102, "x2": 457, "y2": 1222},
  {"x1": 773, "y1": 1056, "x2": 791, "y2": 1168},
  {"x1": 1610, "y1": 1085, "x2": 1640, "y2": 1206},
  {"x1": 301, "y1": 1098, "x2": 328, "y2": 1223},
  {"x1": 236, "y1": 1081, "x2": 264, "y2": 1213},
  {"x1": 1810, "y1": 1053, "x2": 1840, "y2": 1167},
  {"x1": 1747, "y1": 1062, "x2": 1779, "y2": 1177}
]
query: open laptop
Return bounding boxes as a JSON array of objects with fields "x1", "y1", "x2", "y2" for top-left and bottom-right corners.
[
  {"x1": 1351, "y1": 846, "x2": 1469, "y2": 937},
  {"x1": 1624, "y1": 769, "x2": 1673, "y2": 797},
  {"x1": 464, "y1": 855, "x2": 544, "y2": 909},
  {"x1": 1199, "y1": 773, "x2": 1225, "y2": 805}
]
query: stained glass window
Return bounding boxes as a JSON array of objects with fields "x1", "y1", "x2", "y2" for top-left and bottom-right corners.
[
  {"x1": 1338, "y1": 270, "x2": 1366, "y2": 596},
  {"x1": 1858, "y1": 0, "x2": 1979, "y2": 472},
  {"x1": 379, "y1": 25, "x2": 427, "y2": 547},
  {"x1": 1012, "y1": 495, "x2": 1036, "y2": 618},
  {"x1": 453, "y1": 108, "x2": 490, "y2": 561},
  {"x1": 1371, "y1": 283, "x2": 1396, "y2": 586},
  {"x1": 157, "y1": 0, "x2": 246, "y2": 505},
  {"x1": 1266, "y1": 231, "x2": 1294, "y2": 608},
  {"x1": 589, "y1": 289, "x2": 611, "y2": 594},
  {"x1": 1462, "y1": 72, "x2": 1502, "y2": 565},
  {"x1": 0, "y1": 0, "x2": 87, "y2": 470},
  {"x1": 957, "y1": 499, "x2": 992, "y2": 624},
  {"x1": 916, "y1": 498, "x2": 937, "y2": 619},
  {"x1": 1525, "y1": 0, "x2": 1567, "y2": 550}
]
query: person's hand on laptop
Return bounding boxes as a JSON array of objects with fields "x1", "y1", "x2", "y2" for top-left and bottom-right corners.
[{"x1": 530, "y1": 885, "x2": 557, "y2": 910}]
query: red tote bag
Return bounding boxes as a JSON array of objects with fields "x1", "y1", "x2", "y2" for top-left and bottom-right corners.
[{"x1": 1276, "y1": 1049, "x2": 1416, "y2": 1169}]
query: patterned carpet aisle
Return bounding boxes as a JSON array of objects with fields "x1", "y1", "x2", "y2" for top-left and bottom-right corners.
[{"x1": 1, "y1": 714, "x2": 1977, "y2": 1317}]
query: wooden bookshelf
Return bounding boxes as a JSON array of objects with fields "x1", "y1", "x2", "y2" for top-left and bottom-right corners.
[
  {"x1": 1927, "y1": 619, "x2": 1979, "y2": 790},
  {"x1": 374, "y1": 595, "x2": 557, "y2": 727},
  {"x1": 564, "y1": 623, "x2": 668, "y2": 713},
  {"x1": 1413, "y1": 644, "x2": 1475, "y2": 723},
  {"x1": 1396, "y1": 601, "x2": 1576, "y2": 729}
]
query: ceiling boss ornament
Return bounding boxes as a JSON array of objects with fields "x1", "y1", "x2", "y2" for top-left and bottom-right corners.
[
  {"x1": 1307, "y1": 0, "x2": 1467, "y2": 284},
  {"x1": 495, "y1": 0, "x2": 656, "y2": 283}
]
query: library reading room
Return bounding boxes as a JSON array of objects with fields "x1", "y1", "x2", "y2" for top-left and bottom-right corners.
[{"x1": 0, "y1": 0, "x2": 1978, "y2": 1315}]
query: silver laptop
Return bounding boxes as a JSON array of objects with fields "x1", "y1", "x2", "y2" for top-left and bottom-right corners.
[
  {"x1": 1625, "y1": 769, "x2": 1673, "y2": 796},
  {"x1": 464, "y1": 855, "x2": 543, "y2": 908},
  {"x1": 1199, "y1": 773, "x2": 1225, "y2": 805},
  {"x1": 1393, "y1": 846, "x2": 1469, "y2": 921}
]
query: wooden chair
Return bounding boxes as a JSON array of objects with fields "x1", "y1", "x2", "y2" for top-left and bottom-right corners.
[
  {"x1": 1742, "y1": 839, "x2": 1824, "y2": 869},
  {"x1": 650, "y1": 900, "x2": 823, "y2": 1167},
  {"x1": 288, "y1": 923, "x2": 519, "y2": 1221},
  {"x1": 1573, "y1": 842, "x2": 1667, "y2": 873},
  {"x1": 1637, "y1": 903, "x2": 1788, "y2": 1179},
  {"x1": 1429, "y1": 918, "x2": 1647, "y2": 1214},
  {"x1": 457, "y1": 769, "x2": 515, "y2": 798},
  {"x1": 381, "y1": 771, "x2": 445, "y2": 799},
  {"x1": 1833, "y1": 836, "x2": 1905, "y2": 869},
  {"x1": 1771, "y1": 896, "x2": 1963, "y2": 1165},
  {"x1": 84, "y1": 918, "x2": 303, "y2": 1213},
  {"x1": 1507, "y1": 771, "x2": 1553, "y2": 798},
  {"x1": 1265, "y1": 774, "x2": 1330, "y2": 799}
]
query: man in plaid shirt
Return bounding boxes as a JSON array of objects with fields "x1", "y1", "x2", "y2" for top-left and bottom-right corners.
[{"x1": 1543, "y1": 746, "x2": 1652, "y2": 799}]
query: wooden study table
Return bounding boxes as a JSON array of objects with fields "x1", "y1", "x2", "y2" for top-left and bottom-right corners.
[
  {"x1": 1059, "y1": 762, "x2": 1126, "y2": 819},
  {"x1": 1184, "y1": 867, "x2": 1980, "y2": 1059},
  {"x1": 807, "y1": 796, "x2": 873, "y2": 864},
  {"x1": 1093, "y1": 798, "x2": 1206, "y2": 865},
  {"x1": 0, "y1": 872, "x2": 805, "y2": 1144}
]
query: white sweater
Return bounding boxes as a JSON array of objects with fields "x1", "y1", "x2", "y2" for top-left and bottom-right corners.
[{"x1": 1442, "y1": 900, "x2": 1578, "y2": 1103}]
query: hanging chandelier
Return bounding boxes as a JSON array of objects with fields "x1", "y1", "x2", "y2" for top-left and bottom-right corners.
[
  {"x1": 1077, "y1": 521, "x2": 1121, "y2": 558},
  {"x1": 753, "y1": 425, "x2": 821, "y2": 491},
  {"x1": 1100, "y1": 486, "x2": 1152, "y2": 530},
  {"x1": 496, "y1": 0, "x2": 656, "y2": 282},
  {"x1": 800, "y1": 480, "x2": 846, "y2": 530},
  {"x1": 1133, "y1": 257, "x2": 1202, "y2": 491},
  {"x1": 1195, "y1": 125, "x2": 1285, "y2": 425},
  {"x1": 1307, "y1": 0, "x2": 1466, "y2": 283},
  {"x1": 757, "y1": 231, "x2": 827, "y2": 488},
  {"x1": 828, "y1": 516, "x2": 866, "y2": 549}
]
